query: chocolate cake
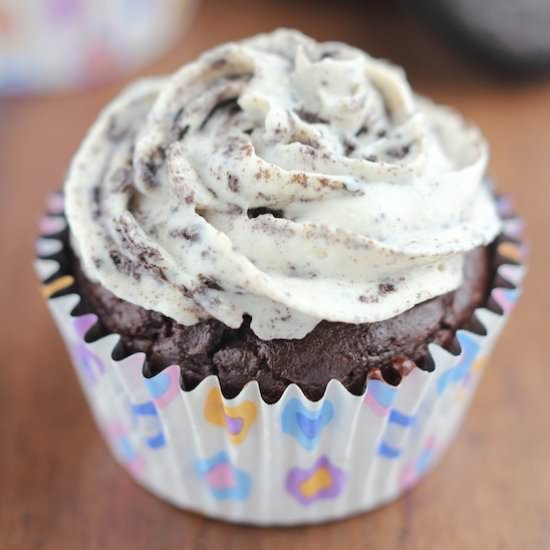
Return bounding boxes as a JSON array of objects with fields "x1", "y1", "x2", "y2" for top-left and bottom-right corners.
[{"x1": 67, "y1": 244, "x2": 493, "y2": 402}]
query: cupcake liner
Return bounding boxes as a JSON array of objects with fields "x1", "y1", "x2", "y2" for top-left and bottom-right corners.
[
  {"x1": 0, "y1": 0, "x2": 197, "y2": 94},
  {"x1": 35, "y1": 193, "x2": 526, "y2": 525}
]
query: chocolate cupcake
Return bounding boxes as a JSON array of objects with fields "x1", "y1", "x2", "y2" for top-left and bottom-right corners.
[{"x1": 37, "y1": 30, "x2": 525, "y2": 524}]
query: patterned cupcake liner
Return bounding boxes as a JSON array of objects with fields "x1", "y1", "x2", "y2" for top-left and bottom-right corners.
[
  {"x1": 35, "y1": 193, "x2": 526, "y2": 525},
  {"x1": 0, "y1": 0, "x2": 197, "y2": 94}
]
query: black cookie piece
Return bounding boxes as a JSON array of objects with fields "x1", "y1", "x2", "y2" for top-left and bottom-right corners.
[{"x1": 70, "y1": 244, "x2": 493, "y2": 403}]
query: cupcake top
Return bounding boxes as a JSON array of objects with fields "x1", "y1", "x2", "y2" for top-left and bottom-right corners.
[{"x1": 65, "y1": 29, "x2": 500, "y2": 340}]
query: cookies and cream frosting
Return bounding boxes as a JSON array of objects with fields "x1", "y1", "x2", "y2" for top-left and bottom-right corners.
[{"x1": 65, "y1": 29, "x2": 501, "y2": 340}]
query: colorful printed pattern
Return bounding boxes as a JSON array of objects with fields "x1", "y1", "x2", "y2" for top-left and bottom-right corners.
[
  {"x1": 204, "y1": 388, "x2": 257, "y2": 445},
  {"x1": 144, "y1": 367, "x2": 180, "y2": 408},
  {"x1": 377, "y1": 334, "x2": 486, "y2": 461},
  {"x1": 377, "y1": 408, "x2": 418, "y2": 460},
  {"x1": 503, "y1": 219, "x2": 524, "y2": 240},
  {"x1": 454, "y1": 356, "x2": 486, "y2": 403},
  {"x1": 437, "y1": 333, "x2": 480, "y2": 395},
  {"x1": 195, "y1": 451, "x2": 252, "y2": 501},
  {"x1": 400, "y1": 437, "x2": 440, "y2": 491},
  {"x1": 105, "y1": 422, "x2": 144, "y2": 477},
  {"x1": 497, "y1": 241, "x2": 525, "y2": 263},
  {"x1": 281, "y1": 399, "x2": 334, "y2": 450},
  {"x1": 130, "y1": 401, "x2": 166, "y2": 449},
  {"x1": 47, "y1": 193, "x2": 65, "y2": 214},
  {"x1": 366, "y1": 378, "x2": 417, "y2": 460},
  {"x1": 364, "y1": 380, "x2": 397, "y2": 417},
  {"x1": 39, "y1": 215, "x2": 66, "y2": 235},
  {"x1": 41, "y1": 275, "x2": 73, "y2": 299},
  {"x1": 286, "y1": 456, "x2": 346, "y2": 506},
  {"x1": 493, "y1": 287, "x2": 520, "y2": 314},
  {"x1": 38, "y1": 188, "x2": 524, "y2": 522},
  {"x1": 71, "y1": 315, "x2": 105, "y2": 386},
  {"x1": 496, "y1": 195, "x2": 514, "y2": 217},
  {"x1": 36, "y1": 238, "x2": 62, "y2": 257}
]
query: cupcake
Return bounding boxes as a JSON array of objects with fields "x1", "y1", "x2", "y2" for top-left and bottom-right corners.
[
  {"x1": 36, "y1": 29, "x2": 525, "y2": 524},
  {"x1": 0, "y1": 0, "x2": 195, "y2": 94}
]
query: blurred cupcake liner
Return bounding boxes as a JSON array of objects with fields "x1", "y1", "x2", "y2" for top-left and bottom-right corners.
[
  {"x1": 35, "y1": 192, "x2": 526, "y2": 525},
  {"x1": 0, "y1": 0, "x2": 197, "y2": 94}
]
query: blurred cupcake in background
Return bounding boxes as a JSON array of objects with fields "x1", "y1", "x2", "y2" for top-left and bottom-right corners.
[{"x1": 0, "y1": 0, "x2": 197, "y2": 94}]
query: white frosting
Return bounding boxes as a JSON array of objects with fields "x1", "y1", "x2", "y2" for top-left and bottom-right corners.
[{"x1": 65, "y1": 29, "x2": 501, "y2": 340}]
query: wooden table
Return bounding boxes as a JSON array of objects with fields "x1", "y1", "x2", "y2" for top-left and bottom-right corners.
[{"x1": 2, "y1": 1, "x2": 549, "y2": 548}]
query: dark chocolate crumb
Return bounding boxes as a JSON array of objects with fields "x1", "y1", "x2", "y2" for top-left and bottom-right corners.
[
  {"x1": 379, "y1": 282, "x2": 396, "y2": 294},
  {"x1": 198, "y1": 274, "x2": 224, "y2": 291},
  {"x1": 169, "y1": 227, "x2": 200, "y2": 242},
  {"x1": 227, "y1": 174, "x2": 240, "y2": 192},
  {"x1": 177, "y1": 125, "x2": 189, "y2": 141},
  {"x1": 109, "y1": 250, "x2": 139, "y2": 280},
  {"x1": 296, "y1": 109, "x2": 329, "y2": 124},
  {"x1": 247, "y1": 207, "x2": 284, "y2": 219},
  {"x1": 343, "y1": 139, "x2": 356, "y2": 156},
  {"x1": 178, "y1": 284, "x2": 192, "y2": 298},
  {"x1": 300, "y1": 138, "x2": 320, "y2": 149},
  {"x1": 91, "y1": 186, "x2": 102, "y2": 220},
  {"x1": 142, "y1": 146, "x2": 167, "y2": 188},
  {"x1": 386, "y1": 145, "x2": 411, "y2": 160},
  {"x1": 200, "y1": 97, "x2": 240, "y2": 131},
  {"x1": 206, "y1": 187, "x2": 219, "y2": 199},
  {"x1": 109, "y1": 250, "x2": 121, "y2": 266},
  {"x1": 111, "y1": 166, "x2": 133, "y2": 193}
]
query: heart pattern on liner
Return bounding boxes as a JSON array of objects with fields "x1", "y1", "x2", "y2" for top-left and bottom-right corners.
[
  {"x1": 364, "y1": 379, "x2": 398, "y2": 417},
  {"x1": 285, "y1": 456, "x2": 346, "y2": 506},
  {"x1": 281, "y1": 398, "x2": 334, "y2": 450},
  {"x1": 144, "y1": 366, "x2": 180, "y2": 408},
  {"x1": 195, "y1": 451, "x2": 252, "y2": 501},
  {"x1": 204, "y1": 388, "x2": 257, "y2": 445}
]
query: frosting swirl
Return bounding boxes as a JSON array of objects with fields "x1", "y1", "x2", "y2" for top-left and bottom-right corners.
[{"x1": 65, "y1": 29, "x2": 501, "y2": 340}]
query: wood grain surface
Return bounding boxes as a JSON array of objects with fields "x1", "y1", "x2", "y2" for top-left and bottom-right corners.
[{"x1": 1, "y1": 1, "x2": 549, "y2": 548}]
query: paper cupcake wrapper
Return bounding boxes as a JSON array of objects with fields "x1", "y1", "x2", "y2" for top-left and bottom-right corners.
[
  {"x1": 35, "y1": 193, "x2": 526, "y2": 525},
  {"x1": 0, "y1": 0, "x2": 196, "y2": 94}
]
